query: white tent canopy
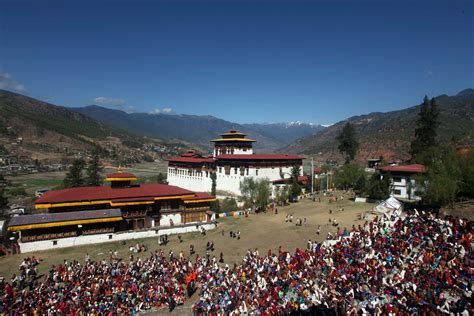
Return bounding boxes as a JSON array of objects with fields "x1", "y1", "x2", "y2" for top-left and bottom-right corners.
[{"x1": 368, "y1": 196, "x2": 403, "y2": 220}]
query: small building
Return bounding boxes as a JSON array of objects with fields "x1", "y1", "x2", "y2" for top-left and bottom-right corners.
[
  {"x1": 379, "y1": 164, "x2": 426, "y2": 201},
  {"x1": 313, "y1": 166, "x2": 323, "y2": 179},
  {"x1": 8, "y1": 171, "x2": 216, "y2": 253},
  {"x1": 367, "y1": 158, "x2": 382, "y2": 169},
  {"x1": 272, "y1": 175, "x2": 309, "y2": 198}
]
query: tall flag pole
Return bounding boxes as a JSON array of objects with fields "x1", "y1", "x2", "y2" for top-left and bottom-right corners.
[{"x1": 311, "y1": 157, "x2": 314, "y2": 198}]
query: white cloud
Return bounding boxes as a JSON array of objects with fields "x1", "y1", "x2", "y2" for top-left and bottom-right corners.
[
  {"x1": 149, "y1": 107, "x2": 174, "y2": 115},
  {"x1": 149, "y1": 108, "x2": 162, "y2": 114},
  {"x1": 0, "y1": 72, "x2": 27, "y2": 93},
  {"x1": 93, "y1": 96, "x2": 126, "y2": 107}
]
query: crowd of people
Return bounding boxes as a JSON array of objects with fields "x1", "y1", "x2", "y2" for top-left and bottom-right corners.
[
  {"x1": 193, "y1": 211, "x2": 472, "y2": 314},
  {"x1": 0, "y1": 210, "x2": 471, "y2": 314}
]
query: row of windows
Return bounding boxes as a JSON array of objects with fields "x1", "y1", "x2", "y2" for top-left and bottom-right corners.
[
  {"x1": 186, "y1": 206, "x2": 208, "y2": 210},
  {"x1": 183, "y1": 212, "x2": 206, "y2": 223},
  {"x1": 169, "y1": 169, "x2": 210, "y2": 177}
]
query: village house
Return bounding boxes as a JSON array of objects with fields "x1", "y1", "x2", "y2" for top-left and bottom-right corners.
[{"x1": 379, "y1": 164, "x2": 426, "y2": 201}]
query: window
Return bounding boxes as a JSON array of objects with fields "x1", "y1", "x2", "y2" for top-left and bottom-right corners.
[
  {"x1": 393, "y1": 189, "x2": 402, "y2": 195},
  {"x1": 219, "y1": 167, "x2": 222, "y2": 173},
  {"x1": 225, "y1": 166, "x2": 231, "y2": 175},
  {"x1": 161, "y1": 201, "x2": 172, "y2": 210},
  {"x1": 183, "y1": 212, "x2": 206, "y2": 223},
  {"x1": 256, "y1": 169, "x2": 259, "y2": 176},
  {"x1": 109, "y1": 235, "x2": 113, "y2": 240},
  {"x1": 52, "y1": 240, "x2": 57, "y2": 246},
  {"x1": 392, "y1": 177, "x2": 402, "y2": 183},
  {"x1": 234, "y1": 168, "x2": 238, "y2": 174},
  {"x1": 246, "y1": 168, "x2": 249, "y2": 175}
]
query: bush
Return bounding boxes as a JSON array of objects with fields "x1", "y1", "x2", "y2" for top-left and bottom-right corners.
[
  {"x1": 8, "y1": 187, "x2": 27, "y2": 197},
  {"x1": 221, "y1": 197, "x2": 238, "y2": 213}
]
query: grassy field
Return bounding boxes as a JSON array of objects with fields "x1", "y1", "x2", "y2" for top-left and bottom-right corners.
[
  {"x1": 5, "y1": 161, "x2": 169, "y2": 198},
  {"x1": 0, "y1": 193, "x2": 371, "y2": 280}
]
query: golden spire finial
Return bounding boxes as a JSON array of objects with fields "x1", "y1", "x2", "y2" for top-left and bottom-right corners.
[{"x1": 117, "y1": 165, "x2": 123, "y2": 173}]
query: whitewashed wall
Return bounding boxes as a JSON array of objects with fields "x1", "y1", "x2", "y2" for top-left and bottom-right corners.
[
  {"x1": 388, "y1": 175, "x2": 422, "y2": 201},
  {"x1": 167, "y1": 167, "x2": 213, "y2": 192},
  {"x1": 159, "y1": 213, "x2": 182, "y2": 226},
  {"x1": 168, "y1": 164, "x2": 301, "y2": 196},
  {"x1": 216, "y1": 166, "x2": 298, "y2": 195},
  {"x1": 19, "y1": 223, "x2": 216, "y2": 253}
]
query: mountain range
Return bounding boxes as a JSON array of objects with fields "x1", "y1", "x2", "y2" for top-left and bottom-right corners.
[
  {"x1": 283, "y1": 89, "x2": 474, "y2": 163},
  {"x1": 0, "y1": 90, "x2": 186, "y2": 163},
  {"x1": 1, "y1": 88, "x2": 472, "y2": 165},
  {"x1": 71, "y1": 106, "x2": 325, "y2": 152}
]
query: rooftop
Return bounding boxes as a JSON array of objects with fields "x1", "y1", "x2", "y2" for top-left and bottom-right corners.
[
  {"x1": 8, "y1": 209, "x2": 122, "y2": 231},
  {"x1": 167, "y1": 156, "x2": 215, "y2": 164},
  {"x1": 216, "y1": 154, "x2": 304, "y2": 160},
  {"x1": 210, "y1": 138, "x2": 256, "y2": 142},
  {"x1": 272, "y1": 175, "x2": 309, "y2": 185},
  {"x1": 220, "y1": 130, "x2": 247, "y2": 137},
  {"x1": 379, "y1": 164, "x2": 426, "y2": 173},
  {"x1": 35, "y1": 183, "x2": 196, "y2": 207},
  {"x1": 105, "y1": 172, "x2": 137, "y2": 180}
]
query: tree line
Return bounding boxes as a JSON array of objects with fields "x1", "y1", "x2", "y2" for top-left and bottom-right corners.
[
  {"x1": 334, "y1": 95, "x2": 474, "y2": 205},
  {"x1": 62, "y1": 153, "x2": 104, "y2": 188}
]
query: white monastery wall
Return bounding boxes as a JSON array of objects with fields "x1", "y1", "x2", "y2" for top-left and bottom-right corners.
[
  {"x1": 167, "y1": 167, "x2": 213, "y2": 192},
  {"x1": 19, "y1": 222, "x2": 216, "y2": 253},
  {"x1": 168, "y1": 164, "x2": 302, "y2": 196},
  {"x1": 216, "y1": 166, "x2": 300, "y2": 195}
]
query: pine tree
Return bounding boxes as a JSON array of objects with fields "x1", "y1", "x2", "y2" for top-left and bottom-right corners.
[
  {"x1": 0, "y1": 189, "x2": 8, "y2": 219},
  {"x1": 63, "y1": 159, "x2": 86, "y2": 188},
  {"x1": 210, "y1": 172, "x2": 220, "y2": 212},
  {"x1": 289, "y1": 166, "x2": 302, "y2": 201},
  {"x1": 157, "y1": 173, "x2": 167, "y2": 184},
  {"x1": 410, "y1": 96, "x2": 440, "y2": 159},
  {"x1": 85, "y1": 153, "x2": 103, "y2": 186},
  {"x1": 210, "y1": 172, "x2": 217, "y2": 196},
  {"x1": 365, "y1": 173, "x2": 391, "y2": 200},
  {"x1": 336, "y1": 122, "x2": 359, "y2": 164}
]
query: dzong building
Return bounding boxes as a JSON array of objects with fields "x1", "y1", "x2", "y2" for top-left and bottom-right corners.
[{"x1": 167, "y1": 130, "x2": 305, "y2": 195}]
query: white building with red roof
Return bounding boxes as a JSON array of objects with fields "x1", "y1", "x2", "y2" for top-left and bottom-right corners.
[
  {"x1": 379, "y1": 164, "x2": 427, "y2": 201},
  {"x1": 8, "y1": 171, "x2": 217, "y2": 252},
  {"x1": 167, "y1": 130, "x2": 305, "y2": 195}
]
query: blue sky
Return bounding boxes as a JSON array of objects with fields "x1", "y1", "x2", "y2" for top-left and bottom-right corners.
[{"x1": 0, "y1": 0, "x2": 472, "y2": 125}]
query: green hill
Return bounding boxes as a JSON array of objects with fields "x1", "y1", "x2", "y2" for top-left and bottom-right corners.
[{"x1": 0, "y1": 90, "x2": 184, "y2": 163}]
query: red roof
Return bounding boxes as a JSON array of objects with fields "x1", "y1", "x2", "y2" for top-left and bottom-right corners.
[
  {"x1": 181, "y1": 151, "x2": 198, "y2": 157},
  {"x1": 216, "y1": 154, "x2": 304, "y2": 160},
  {"x1": 168, "y1": 156, "x2": 215, "y2": 163},
  {"x1": 106, "y1": 172, "x2": 137, "y2": 179},
  {"x1": 379, "y1": 164, "x2": 426, "y2": 173},
  {"x1": 36, "y1": 184, "x2": 194, "y2": 205},
  {"x1": 272, "y1": 176, "x2": 308, "y2": 185},
  {"x1": 184, "y1": 192, "x2": 215, "y2": 201}
]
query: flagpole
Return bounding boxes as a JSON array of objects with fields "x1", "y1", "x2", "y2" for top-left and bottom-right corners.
[{"x1": 311, "y1": 157, "x2": 314, "y2": 199}]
